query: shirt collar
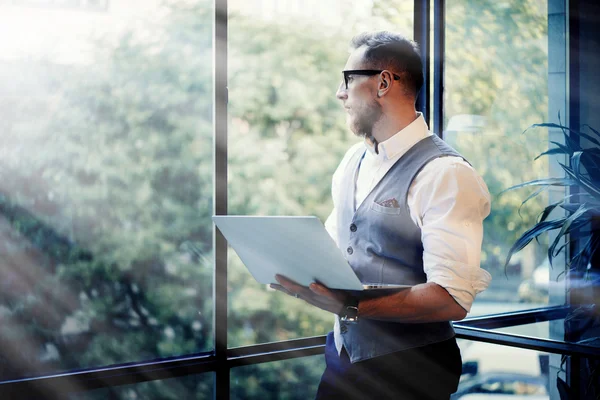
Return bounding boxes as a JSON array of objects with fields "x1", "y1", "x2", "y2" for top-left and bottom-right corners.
[{"x1": 364, "y1": 112, "x2": 431, "y2": 160}]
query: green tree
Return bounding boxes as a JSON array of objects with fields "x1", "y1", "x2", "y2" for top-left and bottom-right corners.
[
  {"x1": 374, "y1": 0, "x2": 550, "y2": 278},
  {"x1": 1, "y1": 2, "x2": 214, "y2": 394},
  {"x1": 444, "y1": 0, "x2": 550, "y2": 278},
  {"x1": 0, "y1": 0, "x2": 554, "y2": 398},
  {"x1": 227, "y1": 15, "x2": 359, "y2": 349}
]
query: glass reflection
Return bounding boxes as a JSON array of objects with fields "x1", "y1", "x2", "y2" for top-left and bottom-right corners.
[
  {"x1": 227, "y1": 0, "x2": 414, "y2": 347},
  {"x1": 231, "y1": 356, "x2": 325, "y2": 400},
  {"x1": 69, "y1": 373, "x2": 214, "y2": 400},
  {"x1": 495, "y1": 317, "x2": 600, "y2": 349},
  {"x1": 0, "y1": 0, "x2": 214, "y2": 380},
  {"x1": 445, "y1": 1, "x2": 557, "y2": 312},
  {"x1": 455, "y1": 340, "x2": 551, "y2": 400}
]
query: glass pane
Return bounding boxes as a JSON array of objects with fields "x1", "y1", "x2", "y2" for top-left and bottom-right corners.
[
  {"x1": 231, "y1": 356, "x2": 325, "y2": 400},
  {"x1": 69, "y1": 373, "x2": 214, "y2": 400},
  {"x1": 445, "y1": 1, "x2": 564, "y2": 313},
  {"x1": 227, "y1": 0, "x2": 413, "y2": 347},
  {"x1": 0, "y1": 0, "x2": 214, "y2": 380},
  {"x1": 468, "y1": 303, "x2": 552, "y2": 318},
  {"x1": 494, "y1": 318, "x2": 600, "y2": 349},
  {"x1": 456, "y1": 340, "x2": 552, "y2": 400},
  {"x1": 495, "y1": 321, "x2": 552, "y2": 340}
]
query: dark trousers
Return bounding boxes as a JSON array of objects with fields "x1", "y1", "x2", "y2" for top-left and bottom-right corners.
[{"x1": 315, "y1": 331, "x2": 462, "y2": 400}]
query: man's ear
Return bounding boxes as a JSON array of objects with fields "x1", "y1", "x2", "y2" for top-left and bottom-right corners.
[
  {"x1": 379, "y1": 69, "x2": 398, "y2": 97},
  {"x1": 378, "y1": 75, "x2": 391, "y2": 97}
]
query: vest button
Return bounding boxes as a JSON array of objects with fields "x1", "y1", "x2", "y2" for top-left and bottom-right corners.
[
  {"x1": 347, "y1": 246, "x2": 353, "y2": 255},
  {"x1": 350, "y1": 223, "x2": 357, "y2": 232},
  {"x1": 340, "y1": 325, "x2": 348, "y2": 334}
]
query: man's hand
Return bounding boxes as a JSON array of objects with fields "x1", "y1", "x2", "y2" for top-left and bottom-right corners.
[{"x1": 270, "y1": 274, "x2": 351, "y2": 315}]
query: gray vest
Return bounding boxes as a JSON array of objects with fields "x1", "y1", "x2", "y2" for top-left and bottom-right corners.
[{"x1": 334, "y1": 135, "x2": 466, "y2": 363}]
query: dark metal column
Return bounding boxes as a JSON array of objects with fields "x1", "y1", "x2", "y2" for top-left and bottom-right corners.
[
  {"x1": 213, "y1": 0, "x2": 229, "y2": 398},
  {"x1": 432, "y1": 0, "x2": 445, "y2": 137},
  {"x1": 567, "y1": 0, "x2": 580, "y2": 397},
  {"x1": 414, "y1": 0, "x2": 431, "y2": 126}
]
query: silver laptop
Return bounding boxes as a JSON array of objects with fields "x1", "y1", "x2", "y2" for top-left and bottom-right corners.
[{"x1": 212, "y1": 215, "x2": 412, "y2": 291}]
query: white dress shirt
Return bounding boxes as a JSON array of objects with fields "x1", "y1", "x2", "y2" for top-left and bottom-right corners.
[{"x1": 325, "y1": 113, "x2": 492, "y2": 312}]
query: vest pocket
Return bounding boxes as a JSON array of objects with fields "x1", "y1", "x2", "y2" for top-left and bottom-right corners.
[{"x1": 370, "y1": 201, "x2": 402, "y2": 215}]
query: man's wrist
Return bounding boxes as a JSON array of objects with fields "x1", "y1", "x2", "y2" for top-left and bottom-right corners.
[{"x1": 339, "y1": 297, "x2": 360, "y2": 323}]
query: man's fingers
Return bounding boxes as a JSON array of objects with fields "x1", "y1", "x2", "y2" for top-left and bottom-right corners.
[
  {"x1": 275, "y1": 274, "x2": 306, "y2": 293},
  {"x1": 271, "y1": 283, "x2": 310, "y2": 300},
  {"x1": 270, "y1": 283, "x2": 294, "y2": 296},
  {"x1": 309, "y1": 283, "x2": 327, "y2": 294},
  {"x1": 310, "y1": 283, "x2": 341, "y2": 301},
  {"x1": 275, "y1": 274, "x2": 299, "y2": 287},
  {"x1": 271, "y1": 276, "x2": 343, "y2": 314}
]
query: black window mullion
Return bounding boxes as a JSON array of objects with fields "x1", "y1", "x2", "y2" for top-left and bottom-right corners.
[
  {"x1": 432, "y1": 0, "x2": 445, "y2": 137},
  {"x1": 567, "y1": 0, "x2": 581, "y2": 397},
  {"x1": 414, "y1": 0, "x2": 431, "y2": 126},
  {"x1": 455, "y1": 326, "x2": 600, "y2": 359},
  {"x1": 0, "y1": 303, "x2": 580, "y2": 396},
  {"x1": 0, "y1": 353, "x2": 216, "y2": 398},
  {"x1": 213, "y1": 0, "x2": 229, "y2": 398},
  {"x1": 227, "y1": 336, "x2": 326, "y2": 358},
  {"x1": 6, "y1": 3, "x2": 596, "y2": 398},
  {"x1": 455, "y1": 305, "x2": 570, "y2": 329}
]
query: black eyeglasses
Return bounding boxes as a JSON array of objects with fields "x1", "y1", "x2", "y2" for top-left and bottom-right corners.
[{"x1": 342, "y1": 69, "x2": 401, "y2": 90}]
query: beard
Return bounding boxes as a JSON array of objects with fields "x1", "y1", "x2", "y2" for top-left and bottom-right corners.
[{"x1": 349, "y1": 99, "x2": 382, "y2": 138}]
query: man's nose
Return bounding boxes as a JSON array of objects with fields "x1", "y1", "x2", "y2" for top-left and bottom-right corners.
[{"x1": 336, "y1": 82, "x2": 347, "y2": 100}]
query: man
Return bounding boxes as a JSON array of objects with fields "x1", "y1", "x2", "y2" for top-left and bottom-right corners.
[{"x1": 271, "y1": 31, "x2": 491, "y2": 400}]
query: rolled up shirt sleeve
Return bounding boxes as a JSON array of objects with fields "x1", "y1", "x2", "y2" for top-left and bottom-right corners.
[{"x1": 409, "y1": 156, "x2": 492, "y2": 312}]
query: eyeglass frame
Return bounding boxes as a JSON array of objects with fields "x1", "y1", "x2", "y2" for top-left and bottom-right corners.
[{"x1": 342, "y1": 69, "x2": 401, "y2": 90}]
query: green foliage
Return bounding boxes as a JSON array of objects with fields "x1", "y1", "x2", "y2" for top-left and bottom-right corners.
[
  {"x1": 231, "y1": 357, "x2": 325, "y2": 400},
  {"x1": 0, "y1": 0, "x2": 215, "y2": 384},
  {"x1": 444, "y1": 0, "x2": 550, "y2": 275},
  {"x1": 0, "y1": 0, "x2": 552, "y2": 397},
  {"x1": 370, "y1": 0, "x2": 551, "y2": 276},
  {"x1": 504, "y1": 121, "x2": 600, "y2": 400},
  {"x1": 69, "y1": 372, "x2": 214, "y2": 400},
  {"x1": 227, "y1": 15, "x2": 356, "y2": 348},
  {"x1": 504, "y1": 122, "x2": 600, "y2": 273}
]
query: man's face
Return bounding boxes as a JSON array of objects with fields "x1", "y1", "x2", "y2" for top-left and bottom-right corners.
[{"x1": 336, "y1": 47, "x2": 383, "y2": 138}]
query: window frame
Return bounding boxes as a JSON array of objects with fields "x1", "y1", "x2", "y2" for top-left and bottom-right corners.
[{"x1": 0, "y1": 1, "x2": 593, "y2": 399}]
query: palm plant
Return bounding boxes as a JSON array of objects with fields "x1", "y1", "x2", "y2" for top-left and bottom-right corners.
[
  {"x1": 503, "y1": 118, "x2": 600, "y2": 399},
  {"x1": 504, "y1": 119, "x2": 600, "y2": 280}
]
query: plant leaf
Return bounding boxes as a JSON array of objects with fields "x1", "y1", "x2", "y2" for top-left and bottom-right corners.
[
  {"x1": 557, "y1": 376, "x2": 570, "y2": 400},
  {"x1": 534, "y1": 147, "x2": 570, "y2": 160},
  {"x1": 529, "y1": 122, "x2": 584, "y2": 152},
  {"x1": 534, "y1": 141, "x2": 572, "y2": 161},
  {"x1": 583, "y1": 123, "x2": 600, "y2": 137},
  {"x1": 548, "y1": 205, "x2": 591, "y2": 262},
  {"x1": 577, "y1": 130, "x2": 600, "y2": 147},
  {"x1": 539, "y1": 199, "x2": 569, "y2": 224},
  {"x1": 517, "y1": 186, "x2": 547, "y2": 218},
  {"x1": 561, "y1": 201, "x2": 600, "y2": 214},
  {"x1": 561, "y1": 163, "x2": 600, "y2": 199},
  {"x1": 571, "y1": 151, "x2": 583, "y2": 177},
  {"x1": 504, "y1": 219, "x2": 567, "y2": 268},
  {"x1": 579, "y1": 149, "x2": 600, "y2": 178},
  {"x1": 569, "y1": 236, "x2": 593, "y2": 270},
  {"x1": 501, "y1": 178, "x2": 578, "y2": 195}
]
